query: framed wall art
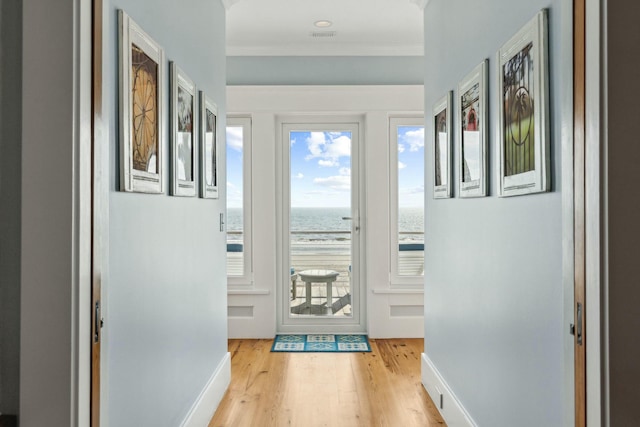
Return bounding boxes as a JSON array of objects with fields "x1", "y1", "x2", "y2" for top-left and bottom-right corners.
[
  {"x1": 433, "y1": 92, "x2": 453, "y2": 199},
  {"x1": 118, "y1": 10, "x2": 165, "y2": 193},
  {"x1": 199, "y1": 92, "x2": 219, "y2": 199},
  {"x1": 457, "y1": 60, "x2": 488, "y2": 198},
  {"x1": 170, "y1": 62, "x2": 197, "y2": 197},
  {"x1": 497, "y1": 9, "x2": 550, "y2": 197}
]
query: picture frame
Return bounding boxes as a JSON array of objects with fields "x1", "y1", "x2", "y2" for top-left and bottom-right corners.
[
  {"x1": 497, "y1": 9, "x2": 550, "y2": 197},
  {"x1": 170, "y1": 62, "x2": 198, "y2": 197},
  {"x1": 433, "y1": 92, "x2": 453, "y2": 199},
  {"x1": 199, "y1": 92, "x2": 219, "y2": 199},
  {"x1": 118, "y1": 10, "x2": 164, "y2": 193},
  {"x1": 457, "y1": 60, "x2": 488, "y2": 198}
]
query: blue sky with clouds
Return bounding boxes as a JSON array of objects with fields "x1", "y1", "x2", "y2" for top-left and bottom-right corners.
[
  {"x1": 397, "y1": 126, "x2": 425, "y2": 208},
  {"x1": 226, "y1": 125, "x2": 244, "y2": 208},
  {"x1": 290, "y1": 131, "x2": 352, "y2": 208},
  {"x1": 226, "y1": 126, "x2": 424, "y2": 209}
]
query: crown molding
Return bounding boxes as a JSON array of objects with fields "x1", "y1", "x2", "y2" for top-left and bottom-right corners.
[
  {"x1": 410, "y1": 0, "x2": 429, "y2": 10},
  {"x1": 221, "y1": 0, "x2": 242, "y2": 10},
  {"x1": 226, "y1": 0, "x2": 428, "y2": 12}
]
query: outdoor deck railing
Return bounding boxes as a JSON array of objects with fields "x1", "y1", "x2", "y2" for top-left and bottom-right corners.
[
  {"x1": 226, "y1": 230, "x2": 424, "y2": 243},
  {"x1": 226, "y1": 230, "x2": 424, "y2": 278}
]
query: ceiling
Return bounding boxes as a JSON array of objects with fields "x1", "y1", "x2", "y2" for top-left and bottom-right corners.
[{"x1": 225, "y1": 0, "x2": 426, "y2": 57}]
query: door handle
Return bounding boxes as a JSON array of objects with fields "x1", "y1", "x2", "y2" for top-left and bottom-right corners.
[{"x1": 342, "y1": 217, "x2": 360, "y2": 232}]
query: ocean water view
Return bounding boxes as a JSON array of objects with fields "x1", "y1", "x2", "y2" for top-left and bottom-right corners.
[{"x1": 227, "y1": 207, "x2": 424, "y2": 249}]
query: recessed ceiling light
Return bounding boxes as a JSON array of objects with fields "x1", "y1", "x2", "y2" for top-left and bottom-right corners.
[{"x1": 314, "y1": 20, "x2": 333, "y2": 28}]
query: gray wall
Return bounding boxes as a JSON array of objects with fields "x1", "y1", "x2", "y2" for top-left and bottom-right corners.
[
  {"x1": 423, "y1": 1, "x2": 567, "y2": 426},
  {"x1": 606, "y1": 0, "x2": 640, "y2": 423},
  {"x1": 105, "y1": 0, "x2": 228, "y2": 425},
  {"x1": 227, "y1": 56, "x2": 424, "y2": 85},
  {"x1": 0, "y1": 0, "x2": 21, "y2": 417}
]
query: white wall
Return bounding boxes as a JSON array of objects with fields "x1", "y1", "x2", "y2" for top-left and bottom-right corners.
[
  {"x1": 0, "y1": 0, "x2": 21, "y2": 417},
  {"x1": 227, "y1": 85, "x2": 424, "y2": 338},
  {"x1": 422, "y1": 1, "x2": 569, "y2": 426},
  {"x1": 104, "y1": 0, "x2": 229, "y2": 425},
  {"x1": 227, "y1": 56, "x2": 425, "y2": 85}
]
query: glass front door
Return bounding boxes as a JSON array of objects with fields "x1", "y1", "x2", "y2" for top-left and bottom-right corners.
[{"x1": 281, "y1": 122, "x2": 362, "y2": 330}]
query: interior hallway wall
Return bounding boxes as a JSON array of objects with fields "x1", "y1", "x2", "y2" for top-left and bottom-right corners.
[
  {"x1": 422, "y1": 1, "x2": 568, "y2": 426},
  {"x1": 104, "y1": 0, "x2": 228, "y2": 425}
]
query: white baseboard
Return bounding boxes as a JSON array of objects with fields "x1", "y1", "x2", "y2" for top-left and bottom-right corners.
[
  {"x1": 421, "y1": 353, "x2": 477, "y2": 427},
  {"x1": 181, "y1": 352, "x2": 231, "y2": 427}
]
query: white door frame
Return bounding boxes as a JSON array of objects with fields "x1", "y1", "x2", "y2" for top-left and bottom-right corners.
[
  {"x1": 585, "y1": 0, "x2": 603, "y2": 423},
  {"x1": 276, "y1": 115, "x2": 367, "y2": 333}
]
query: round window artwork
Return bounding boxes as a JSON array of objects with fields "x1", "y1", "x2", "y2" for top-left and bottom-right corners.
[{"x1": 508, "y1": 86, "x2": 533, "y2": 147}]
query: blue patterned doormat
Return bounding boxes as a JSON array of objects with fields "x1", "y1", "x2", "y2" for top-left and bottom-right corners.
[{"x1": 271, "y1": 334, "x2": 372, "y2": 353}]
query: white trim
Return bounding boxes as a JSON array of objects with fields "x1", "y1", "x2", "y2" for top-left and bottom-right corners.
[
  {"x1": 77, "y1": 0, "x2": 93, "y2": 423},
  {"x1": 279, "y1": 118, "x2": 364, "y2": 332},
  {"x1": 221, "y1": 0, "x2": 242, "y2": 10},
  {"x1": 586, "y1": 0, "x2": 604, "y2": 424},
  {"x1": 560, "y1": 0, "x2": 576, "y2": 425},
  {"x1": 371, "y1": 288, "x2": 423, "y2": 294},
  {"x1": 410, "y1": 0, "x2": 429, "y2": 10},
  {"x1": 227, "y1": 289, "x2": 270, "y2": 295},
  {"x1": 180, "y1": 352, "x2": 231, "y2": 427},
  {"x1": 421, "y1": 353, "x2": 477, "y2": 427}
]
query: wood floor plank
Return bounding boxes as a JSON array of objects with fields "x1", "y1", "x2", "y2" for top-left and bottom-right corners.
[{"x1": 209, "y1": 338, "x2": 446, "y2": 427}]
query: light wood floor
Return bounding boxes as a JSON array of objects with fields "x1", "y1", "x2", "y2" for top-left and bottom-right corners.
[{"x1": 209, "y1": 338, "x2": 446, "y2": 427}]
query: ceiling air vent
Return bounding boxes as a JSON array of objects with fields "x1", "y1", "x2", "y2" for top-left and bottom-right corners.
[{"x1": 310, "y1": 31, "x2": 336, "y2": 38}]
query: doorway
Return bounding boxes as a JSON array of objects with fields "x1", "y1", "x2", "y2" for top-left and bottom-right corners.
[{"x1": 278, "y1": 119, "x2": 364, "y2": 333}]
